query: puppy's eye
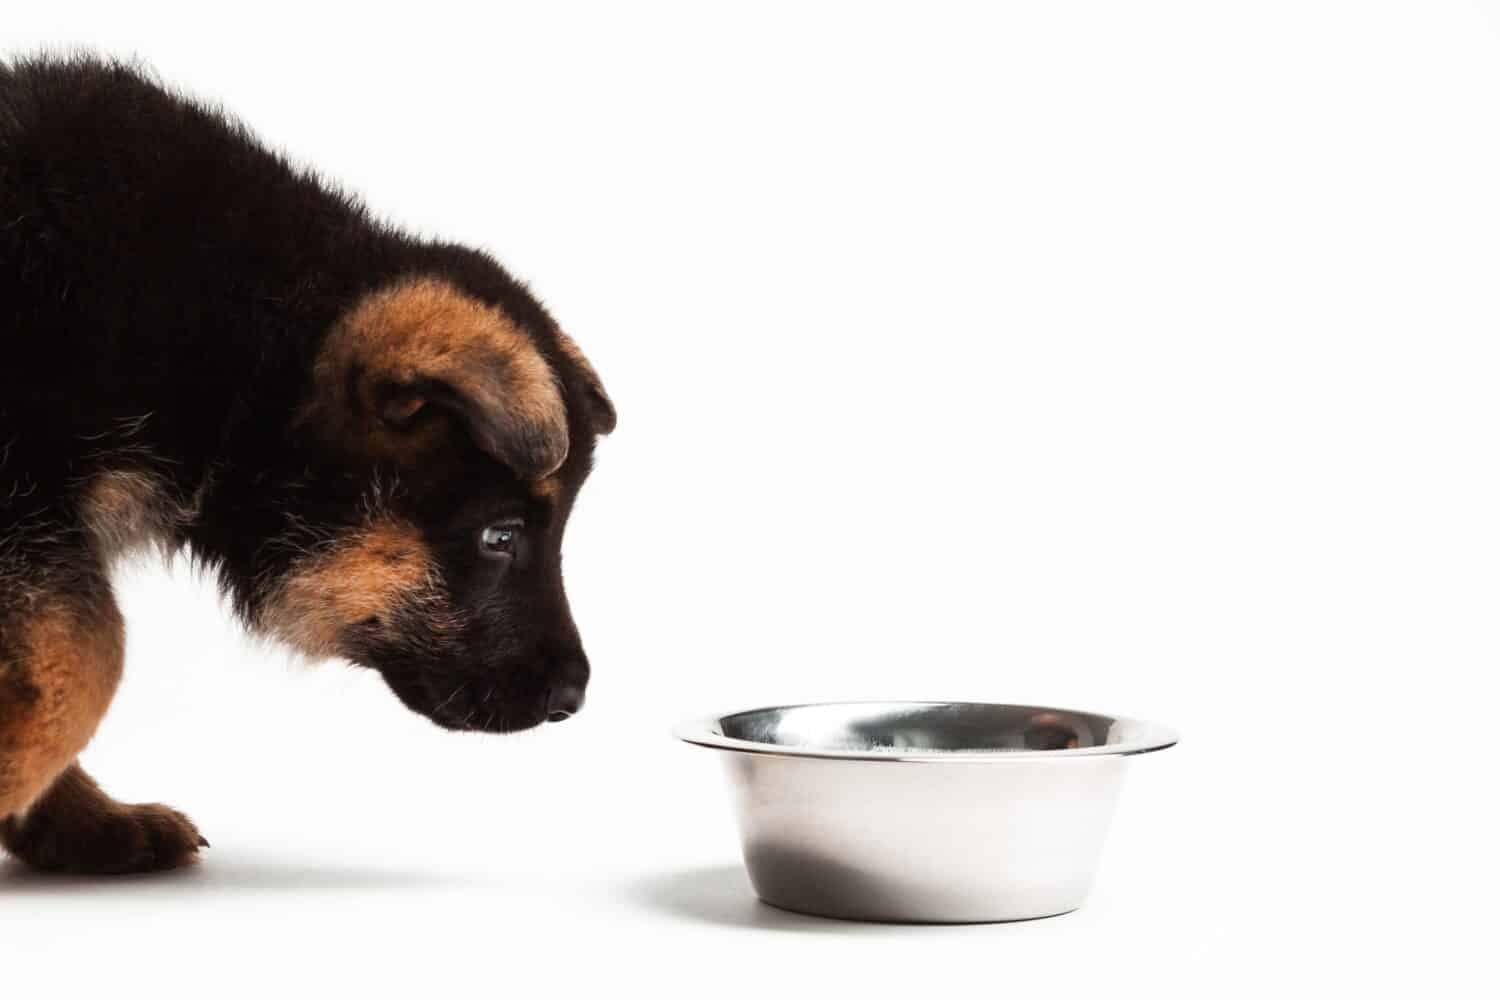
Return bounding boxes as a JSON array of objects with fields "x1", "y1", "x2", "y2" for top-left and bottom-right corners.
[{"x1": 479, "y1": 523, "x2": 520, "y2": 559}]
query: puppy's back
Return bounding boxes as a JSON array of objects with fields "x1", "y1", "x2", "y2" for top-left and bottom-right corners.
[{"x1": 0, "y1": 55, "x2": 390, "y2": 472}]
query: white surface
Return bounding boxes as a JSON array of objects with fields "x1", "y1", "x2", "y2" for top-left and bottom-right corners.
[{"x1": 3, "y1": 1, "x2": 1495, "y2": 993}]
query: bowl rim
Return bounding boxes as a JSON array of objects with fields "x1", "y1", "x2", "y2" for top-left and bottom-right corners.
[{"x1": 673, "y1": 700, "x2": 1178, "y2": 763}]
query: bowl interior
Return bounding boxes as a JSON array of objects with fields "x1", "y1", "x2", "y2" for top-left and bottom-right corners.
[{"x1": 704, "y1": 702, "x2": 1172, "y2": 757}]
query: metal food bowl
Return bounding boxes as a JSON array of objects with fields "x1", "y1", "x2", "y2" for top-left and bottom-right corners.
[{"x1": 675, "y1": 701, "x2": 1176, "y2": 923}]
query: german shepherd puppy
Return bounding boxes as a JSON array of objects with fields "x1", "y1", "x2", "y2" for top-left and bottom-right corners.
[{"x1": 0, "y1": 56, "x2": 616, "y2": 874}]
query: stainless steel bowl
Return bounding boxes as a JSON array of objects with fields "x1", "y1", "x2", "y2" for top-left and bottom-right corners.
[{"x1": 675, "y1": 701, "x2": 1176, "y2": 923}]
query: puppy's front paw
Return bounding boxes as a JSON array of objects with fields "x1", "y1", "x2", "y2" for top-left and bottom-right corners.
[{"x1": 4, "y1": 801, "x2": 209, "y2": 875}]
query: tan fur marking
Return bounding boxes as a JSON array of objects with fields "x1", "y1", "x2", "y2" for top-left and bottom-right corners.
[
  {"x1": 304, "y1": 278, "x2": 569, "y2": 477},
  {"x1": 532, "y1": 477, "x2": 563, "y2": 503},
  {"x1": 79, "y1": 468, "x2": 182, "y2": 563},
  {"x1": 0, "y1": 598, "x2": 124, "y2": 819},
  {"x1": 260, "y1": 518, "x2": 441, "y2": 659}
]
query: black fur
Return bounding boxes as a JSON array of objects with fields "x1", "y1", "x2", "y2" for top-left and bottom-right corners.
[{"x1": 1, "y1": 54, "x2": 611, "y2": 734}]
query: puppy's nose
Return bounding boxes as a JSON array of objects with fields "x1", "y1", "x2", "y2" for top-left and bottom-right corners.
[{"x1": 546, "y1": 681, "x2": 586, "y2": 723}]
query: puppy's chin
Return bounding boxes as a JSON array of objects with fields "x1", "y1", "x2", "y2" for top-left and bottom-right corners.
[
  {"x1": 428, "y1": 704, "x2": 548, "y2": 734},
  {"x1": 377, "y1": 671, "x2": 547, "y2": 733}
]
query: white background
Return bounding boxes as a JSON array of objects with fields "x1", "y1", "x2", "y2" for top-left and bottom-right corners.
[{"x1": 3, "y1": 1, "x2": 1496, "y2": 994}]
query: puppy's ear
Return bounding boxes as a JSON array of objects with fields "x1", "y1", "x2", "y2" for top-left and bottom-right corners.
[
  {"x1": 554, "y1": 329, "x2": 617, "y2": 436},
  {"x1": 303, "y1": 279, "x2": 569, "y2": 479},
  {"x1": 368, "y1": 364, "x2": 568, "y2": 479}
]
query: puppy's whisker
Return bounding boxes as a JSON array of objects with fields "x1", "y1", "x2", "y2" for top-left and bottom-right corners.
[{"x1": 433, "y1": 683, "x2": 466, "y2": 717}]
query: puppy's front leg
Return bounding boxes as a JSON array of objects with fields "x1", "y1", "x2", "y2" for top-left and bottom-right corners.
[
  {"x1": 0, "y1": 764, "x2": 207, "y2": 874},
  {"x1": 0, "y1": 562, "x2": 206, "y2": 874}
]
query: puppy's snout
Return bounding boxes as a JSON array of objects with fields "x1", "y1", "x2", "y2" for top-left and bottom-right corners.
[
  {"x1": 546, "y1": 681, "x2": 585, "y2": 722},
  {"x1": 545, "y1": 661, "x2": 589, "y2": 723}
]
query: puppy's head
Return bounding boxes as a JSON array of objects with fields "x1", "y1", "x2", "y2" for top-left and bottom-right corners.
[{"x1": 269, "y1": 275, "x2": 615, "y2": 732}]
